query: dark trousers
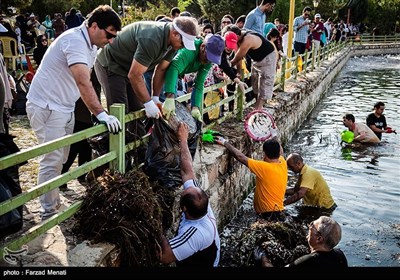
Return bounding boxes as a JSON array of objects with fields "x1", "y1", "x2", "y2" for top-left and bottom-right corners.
[
  {"x1": 61, "y1": 120, "x2": 92, "y2": 181},
  {"x1": 294, "y1": 41, "x2": 307, "y2": 55}
]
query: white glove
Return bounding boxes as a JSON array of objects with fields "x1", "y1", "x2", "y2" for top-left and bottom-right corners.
[
  {"x1": 96, "y1": 111, "x2": 122, "y2": 134},
  {"x1": 144, "y1": 100, "x2": 161, "y2": 119},
  {"x1": 270, "y1": 127, "x2": 278, "y2": 138},
  {"x1": 191, "y1": 107, "x2": 202, "y2": 122},
  {"x1": 152, "y1": 96, "x2": 162, "y2": 105},
  {"x1": 214, "y1": 136, "x2": 227, "y2": 145},
  {"x1": 162, "y1": 97, "x2": 176, "y2": 120}
]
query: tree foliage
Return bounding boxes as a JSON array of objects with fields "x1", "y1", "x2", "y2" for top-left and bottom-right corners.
[{"x1": 4, "y1": 0, "x2": 398, "y2": 35}]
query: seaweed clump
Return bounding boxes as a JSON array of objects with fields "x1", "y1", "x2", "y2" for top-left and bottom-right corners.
[{"x1": 74, "y1": 169, "x2": 175, "y2": 267}]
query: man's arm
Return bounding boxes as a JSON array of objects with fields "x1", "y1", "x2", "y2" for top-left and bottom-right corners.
[
  {"x1": 152, "y1": 59, "x2": 171, "y2": 98},
  {"x1": 230, "y1": 37, "x2": 253, "y2": 66},
  {"x1": 160, "y1": 235, "x2": 177, "y2": 264},
  {"x1": 284, "y1": 187, "x2": 308, "y2": 206},
  {"x1": 177, "y1": 122, "x2": 195, "y2": 182},
  {"x1": 215, "y1": 137, "x2": 249, "y2": 166},
  {"x1": 70, "y1": 64, "x2": 104, "y2": 115},
  {"x1": 128, "y1": 59, "x2": 151, "y2": 103}
]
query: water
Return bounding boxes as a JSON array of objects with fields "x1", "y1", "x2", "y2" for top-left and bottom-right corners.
[{"x1": 285, "y1": 54, "x2": 400, "y2": 267}]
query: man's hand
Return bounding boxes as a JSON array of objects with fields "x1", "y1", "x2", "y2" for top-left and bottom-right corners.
[
  {"x1": 152, "y1": 96, "x2": 163, "y2": 111},
  {"x1": 386, "y1": 127, "x2": 397, "y2": 134},
  {"x1": 191, "y1": 107, "x2": 202, "y2": 122},
  {"x1": 214, "y1": 136, "x2": 227, "y2": 145},
  {"x1": 237, "y1": 81, "x2": 248, "y2": 94},
  {"x1": 95, "y1": 112, "x2": 122, "y2": 134},
  {"x1": 144, "y1": 100, "x2": 161, "y2": 119},
  {"x1": 270, "y1": 127, "x2": 278, "y2": 138},
  {"x1": 162, "y1": 97, "x2": 176, "y2": 120},
  {"x1": 177, "y1": 122, "x2": 189, "y2": 143}
]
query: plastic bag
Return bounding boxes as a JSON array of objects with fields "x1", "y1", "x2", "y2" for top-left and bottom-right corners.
[
  {"x1": 0, "y1": 133, "x2": 24, "y2": 236},
  {"x1": 143, "y1": 101, "x2": 201, "y2": 189}
]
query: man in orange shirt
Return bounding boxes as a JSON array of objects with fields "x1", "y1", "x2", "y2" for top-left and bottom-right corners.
[{"x1": 214, "y1": 137, "x2": 287, "y2": 221}]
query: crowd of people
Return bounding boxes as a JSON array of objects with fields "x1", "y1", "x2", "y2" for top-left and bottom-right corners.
[{"x1": 1, "y1": 1, "x2": 396, "y2": 268}]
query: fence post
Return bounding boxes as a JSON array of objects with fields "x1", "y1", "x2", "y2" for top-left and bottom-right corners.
[
  {"x1": 236, "y1": 71, "x2": 245, "y2": 121},
  {"x1": 280, "y1": 57, "x2": 286, "y2": 91},
  {"x1": 294, "y1": 52, "x2": 299, "y2": 79},
  {"x1": 311, "y1": 47, "x2": 315, "y2": 71},
  {"x1": 110, "y1": 103, "x2": 126, "y2": 173},
  {"x1": 303, "y1": 49, "x2": 308, "y2": 72}
]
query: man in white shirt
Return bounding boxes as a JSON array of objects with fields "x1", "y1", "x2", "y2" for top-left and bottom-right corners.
[
  {"x1": 342, "y1": 113, "x2": 380, "y2": 144},
  {"x1": 160, "y1": 122, "x2": 220, "y2": 267},
  {"x1": 26, "y1": 5, "x2": 122, "y2": 219}
]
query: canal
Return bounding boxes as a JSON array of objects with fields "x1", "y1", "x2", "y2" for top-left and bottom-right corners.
[{"x1": 285, "y1": 53, "x2": 400, "y2": 267}]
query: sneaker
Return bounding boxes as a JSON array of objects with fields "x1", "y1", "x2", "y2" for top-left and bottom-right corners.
[{"x1": 40, "y1": 209, "x2": 58, "y2": 221}]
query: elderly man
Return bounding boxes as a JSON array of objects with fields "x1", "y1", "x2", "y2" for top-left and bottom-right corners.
[
  {"x1": 153, "y1": 34, "x2": 225, "y2": 121},
  {"x1": 259, "y1": 216, "x2": 348, "y2": 267},
  {"x1": 284, "y1": 153, "x2": 336, "y2": 211},
  {"x1": 95, "y1": 16, "x2": 198, "y2": 163},
  {"x1": 26, "y1": 5, "x2": 122, "y2": 219},
  {"x1": 342, "y1": 113, "x2": 380, "y2": 143},
  {"x1": 160, "y1": 122, "x2": 220, "y2": 267}
]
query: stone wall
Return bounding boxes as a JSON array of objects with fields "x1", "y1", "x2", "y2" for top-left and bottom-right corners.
[{"x1": 180, "y1": 43, "x2": 400, "y2": 233}]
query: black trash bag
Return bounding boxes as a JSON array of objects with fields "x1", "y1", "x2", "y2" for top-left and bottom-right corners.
[
  {"x1": 0, "y1": 133, "x2": 24, "y2": 237},
  {"x1": 143, "y1": 101, "x2": 202, "y2": 189}
]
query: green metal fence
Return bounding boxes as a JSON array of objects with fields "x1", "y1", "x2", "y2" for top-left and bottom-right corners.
[{"x1": 0, "y1": 35, "x2": 398, "y2": 260}]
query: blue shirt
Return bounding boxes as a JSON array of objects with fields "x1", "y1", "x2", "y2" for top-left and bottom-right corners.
[
  {"x1": 244, "y1": 7, "x2": 265, "y2": 35},
  {"x1": 293, "y1": 15, "x2": 309, "y2": 44}
]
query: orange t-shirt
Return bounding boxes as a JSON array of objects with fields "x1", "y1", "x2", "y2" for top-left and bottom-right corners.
[{"x1": 248, "y1": 156, "x2": 288, "y2": 213}]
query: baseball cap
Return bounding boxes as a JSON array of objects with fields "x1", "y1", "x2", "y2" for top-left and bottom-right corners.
[
  {"x1": 204, "y1": 34, "x2": 225, "y2": 65},
  {"x1": 172, "y1": 21, "x2": 196, "y2": 50},
  {"x1": 315, "y1": 13, "x2": 321, "y2": 18},
  {"x1": 224, "y1": 31, "x2": 238, "y2": 51}
]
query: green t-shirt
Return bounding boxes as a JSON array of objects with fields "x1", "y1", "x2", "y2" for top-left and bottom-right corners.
[
  {"x1": 164, "y1": 38, "x2": 211, "y2": 108},
  {"x1": 97, "y1": 21, "x2": 176, "y2": 77}
]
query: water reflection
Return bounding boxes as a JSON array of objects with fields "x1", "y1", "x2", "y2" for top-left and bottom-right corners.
[{"x1": 286, "y1": 54, "x2": 400, "y2": 267}]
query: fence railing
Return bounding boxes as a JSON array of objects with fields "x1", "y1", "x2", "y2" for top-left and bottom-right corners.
[{"x1": 1, "y1": 35, "x2": 398, "y2": 260}]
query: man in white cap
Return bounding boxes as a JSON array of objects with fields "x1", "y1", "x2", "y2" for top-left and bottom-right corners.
[
  {"x1": 153, "y1": 33, "x2": 225, "y2": 121},
  {"x1": 311, "y1": 13, "x2": 324, "y2": 52},
  {"x1": 95, "y1": 16, "x2": 199, "y2": 161}
]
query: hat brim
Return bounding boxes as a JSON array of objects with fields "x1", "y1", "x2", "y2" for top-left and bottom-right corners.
[
  {"x1": 181, "y1": 34, "x2": 196, "y2": 51},
  {"x1": 206, "y1": 51, "x2": 221, "y2": 65},
  {"x1": 226, "y1": 41, "x2": 237, "y2": 51}
]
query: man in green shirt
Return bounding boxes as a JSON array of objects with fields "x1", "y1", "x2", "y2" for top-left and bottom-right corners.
[
  {"x1": 153, "y1": 34, "x2": 225, "y2": 121},
  {"x1": 284, "y1": 153, "x2": 336, "y2": 210}
]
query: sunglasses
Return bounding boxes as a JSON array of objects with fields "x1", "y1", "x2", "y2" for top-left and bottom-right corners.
[
  {"x1": 222, "y1": 21, "x2": 231, "y2": 24},
  {"x1": 103, "y1": 28, "x2": 117, "y2": 39}
]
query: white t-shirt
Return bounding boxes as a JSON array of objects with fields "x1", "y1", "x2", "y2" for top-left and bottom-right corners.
[
  {"x1": 170, "y1": 179, "x2": 221, "y2": 267},
  {"x1": 27, "y1": 22, "x2": 97, "y2": 113}
]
